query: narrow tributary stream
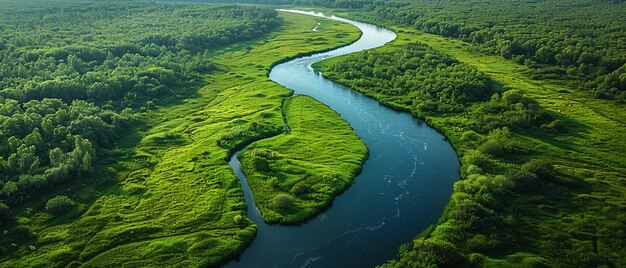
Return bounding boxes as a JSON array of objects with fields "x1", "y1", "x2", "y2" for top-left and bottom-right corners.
[{"x1": 225, "y1": 10, "x2": 459, "y2": 268}]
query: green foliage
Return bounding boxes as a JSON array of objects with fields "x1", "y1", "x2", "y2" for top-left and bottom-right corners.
[
  {"x1": 478, "y1": 140, "x2": 503, "y2": 157},
  {"x1": 460, "y1": 130, "x2": 483, "y2": 145},
  {"x1": 316, "y1": 43, "x2": 547, "y2": 132},
  {"x1": 380, "y1": 238, "x2": 469, "y2": 268},
  {"x1": 272, "y1": 193, "x2": 296, "y2": 211},
  {"x1": 0, "y1": 1, "x2": 280, "y2": 209},
  {"x1": 239, "y1": 96, "x2": 367, "y2": 224},
  {"x1": 320, "y1": 43, "x2": 493, "y2": 113},
  {"x1": 233, "y1": 215, "x2": 243, "y2": 225},
  {"x1": 356, "y1": 0, "x2": 626, "y2": 100},
  {"x1": 1, "y1": 7, "x2": 361, "y2": 267},
  {"x1": 522, "y1": 159, "x2": 555, "y2": 181},
  {"x1": 0, "y1": 202, "x2": 10, "y2": 224},
  {"x1": 316, "y1": 17, "x2": 626, "y2": 267},
  {"x1": 45, "y1": 195, "x2": 75, "y2": 215},
  {"x1": 506, "y1": 169, "x2": 540, "y2": 192}
]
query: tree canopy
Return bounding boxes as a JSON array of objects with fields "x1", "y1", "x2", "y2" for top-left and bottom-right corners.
[{"x1": 0, "y1": 0, "x2": 279, "y2": 230}]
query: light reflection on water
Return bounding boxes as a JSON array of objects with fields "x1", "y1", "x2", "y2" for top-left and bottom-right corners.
[{"x1": 226, "y1": 10, "x2": 459, "y2": 268}]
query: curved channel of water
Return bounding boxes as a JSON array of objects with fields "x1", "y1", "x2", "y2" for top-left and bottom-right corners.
[{"x1": 226, "y1": 10, "x2": 459, "y2": 268}]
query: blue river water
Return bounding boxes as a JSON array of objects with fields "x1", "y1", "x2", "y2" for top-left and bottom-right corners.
[{"x1": 226, "y1": 10, "x2": 459, "y2": 268}]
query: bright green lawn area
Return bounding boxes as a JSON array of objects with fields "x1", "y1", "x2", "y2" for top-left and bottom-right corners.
[
  {"x1": 238, "y1": 95, "x2": 367, "y2": 224},
  {"x1": 2, "y1": 12, "x2": 360, "y2": 267}
]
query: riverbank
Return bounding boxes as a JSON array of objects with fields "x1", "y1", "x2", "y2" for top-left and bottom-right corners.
[
  {"x1": 314, "y1": 24, "x2": 626, "y2": 267},
  {"x1": 237, "y1": 95, "x2": 368, "y2": 224},
  {"x1": 227, "y1": 11, "x2": 460, "y2": 268},
  {"x1": 0, "y1": 12, "x2": 362, "y2": 267}
]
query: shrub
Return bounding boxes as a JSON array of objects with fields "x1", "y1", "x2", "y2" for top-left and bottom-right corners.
[
  {"x1": 0, "y1": 202, "x2": 10, "y2": 224},
  {"x1": 465, "y1": 164, "x2": 484, "y2": 175},
  {"x1": 45, "y1": 195, "x2": 75, "y2": 215},
  {"x1": 522, "y1": 159, "x2": 556, "y2": 181},
  {"x1": 463, "y1": 150, "x2": 492, "y2": 170},
  {"x1": 1, "y1": 181, "x2": 19, "y2": 197},
  {"x1": 409, "y1": 238, "x2": 469, "y2": 267},
  {"x1": 251, "y1": 157, "x2": 270, "y2": 172},
  {"x1": 461, "y1": 130, "x2": 484, "y2": 145},
  {"x1": 478, "y1": 139, "x2": 504, "y2": 157},
  {"x1": 272, "y1": 193, "x2": 295, "y2": 212},
  {"x1": 233, "y1": 215, "x2": 243, "y2": 225},
  {"x1": 502, "y1": 90, "x2": 523, "y2": 105},
  {"x1": 290, "y1": 181, "x2": 312, "y2": 196},
  {"x1": 506, "y1": 169, "x2": 539, "y2": 192}
]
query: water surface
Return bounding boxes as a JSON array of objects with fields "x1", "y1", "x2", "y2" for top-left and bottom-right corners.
[{"x1": 226, "y1": 10, "x2": 459, "y2": 268}]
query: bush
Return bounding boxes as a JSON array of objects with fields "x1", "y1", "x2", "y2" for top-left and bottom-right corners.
[
  {"x1": 463, "y1": 150, "x2": 492, "y2": 170},
  {"x1": 0, "y1": 202, "x2": 10, "y2": 224},
  {"x1": 479, "y1": 139, "x2": 504, "y2": 157},
  {"x1": 410, "y1": 238, "x2": 469, "y2": 267},
  {"x1": 465, "y1": 164, "x2": 484, "y2": 175},
  {"x1": 272, "y1": 193, "x2": 295, "y2": 212},
  {"x1": 506, "y1": 169, "x2": 539, "y2": 192},
  {"x1": 460, "y1": 130, "x2": 484, "y2": 145},
  {"x1": 251, "y1": 157, "x2": 270, "y2": 172},
  {"x1": 290, "y1": 181, "x2": 311, "y2": 196},
  {"x1": 233, "y1": 215, "x2": 243, "y2": 225},
  {"x1": 45, "y1": 195, "x2": 75, "y2": 215},
  {"x1": 522, "y1": 159, "x2": 556, "y2": 181}
]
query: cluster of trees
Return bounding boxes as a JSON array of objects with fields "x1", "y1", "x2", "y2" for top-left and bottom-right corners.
[
  {"x1": 323, "y1": 43, "x2": 493, "y2": 113},
  {"x1": 1, "y1": 98, "x2": 107, "y2": 204},
  {"x1": 358, "y1": 0, "x2": 626, "y2": 99},
  {"x1": 317, "y1": 42, "x2": 581, "y2": 265},
  {"x1": 322, "y1": 43, "x2": 548, "y2": 132},
  {"x1": 383, "y1": 150, "x2": 559, "y2": 267},
  {"x1": 0, "y1": 1, "x2": 279, "y2": 223}
]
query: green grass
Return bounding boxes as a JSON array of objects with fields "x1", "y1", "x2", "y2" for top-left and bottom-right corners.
[
  {"x1": 238, "y1": 95, "x2": 368, "y2": 224},
  {"x1": 315, "y1": 27, "x2": 626, "y2": 266},
  {"x1": 1, "y1": 12, "x2": 360, "y2": 267}
]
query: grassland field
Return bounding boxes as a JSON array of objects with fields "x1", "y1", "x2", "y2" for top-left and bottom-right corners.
[
  {"x1": 2, "y1": 12, "x2": 362, "y2": 267},
  {"x1": 239, "y1": 95, "x2": 367, "y2": 224}
]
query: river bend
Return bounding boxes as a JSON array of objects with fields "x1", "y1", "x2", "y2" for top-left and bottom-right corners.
[{"x1": 226, "y1": 10, "x2": 459, "y2": 268}]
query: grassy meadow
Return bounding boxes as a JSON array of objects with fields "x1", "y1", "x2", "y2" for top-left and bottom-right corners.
[
  {"x1": 1, "y1": 12, "x2": 361, "y2": 267},
  {"x1": 239, "y1": 95, "x2": 368, "y2": 224}
]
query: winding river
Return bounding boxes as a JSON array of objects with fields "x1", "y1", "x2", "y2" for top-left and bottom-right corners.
[{"x1": 226, "y1": 10, "x2": 459, "y2": 268}]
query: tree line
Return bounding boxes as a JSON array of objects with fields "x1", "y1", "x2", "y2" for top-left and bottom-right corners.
[
  {"x1": 321, "y1": 43, "x2": 547, "y2": 131},
  {"x1": 315, "y1": 41, "x2": 618, "y2": 266},
  {"x1": 357, "y1": 0, "x2": 626, "y2": 100}
]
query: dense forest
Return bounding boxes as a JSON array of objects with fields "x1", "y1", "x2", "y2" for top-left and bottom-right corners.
[
  {"x1": 351, "y1": 0, "x2": 626, "y2": 100},
  {"x1": 318, "y1": 43, "x2": 548, "y2": 131},
  {"x1": 0, "y1": 0, "x2": 278, "y2": 256}
]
